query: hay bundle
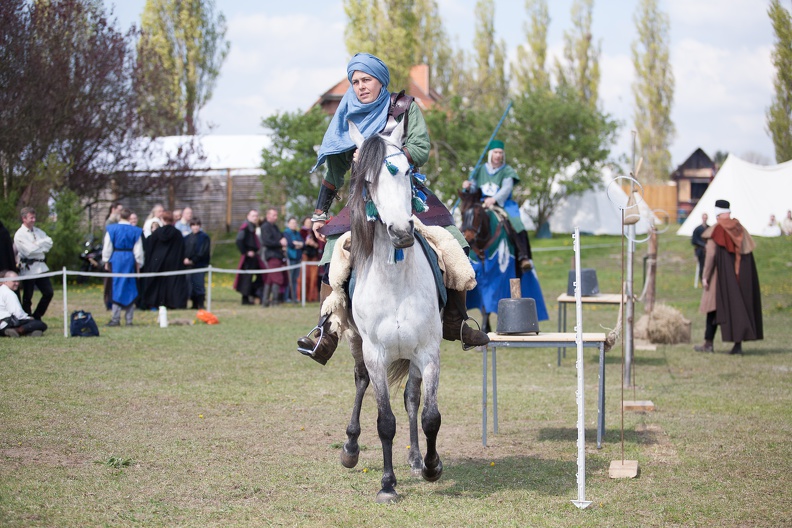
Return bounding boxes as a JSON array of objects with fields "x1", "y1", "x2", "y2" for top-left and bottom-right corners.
[{"x1": 635, "y1": 304, "x2": 691, "y2": 344}]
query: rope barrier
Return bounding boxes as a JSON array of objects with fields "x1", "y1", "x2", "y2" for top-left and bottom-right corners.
[{"x1": 0, "y1": 261, "x2": 324, "y2": 338}]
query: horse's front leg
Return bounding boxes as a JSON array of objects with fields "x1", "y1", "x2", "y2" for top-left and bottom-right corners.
[
  {"x1": 420, "y1": 360, "x2": 443, "y2": 482},
  {"x1": 404, "y1": 364, "x2": 423, "y2": 476},
  {"x1": 342, "y1": 333, "x2": 367, "y2": 469},
  {"x1": 368, "y1": 363, "x2": 398, "y2": 503}
]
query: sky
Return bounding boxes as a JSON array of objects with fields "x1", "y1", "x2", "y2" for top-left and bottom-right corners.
[{"x1": 106, "y1": 0, "x2": 776, "y2": 169}]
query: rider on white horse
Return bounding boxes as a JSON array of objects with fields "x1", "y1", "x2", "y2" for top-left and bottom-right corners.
[
  {"x1": 462, "y1": 140, "x2": 534, "y2": 271},
  {"x1": 298, "y1": 53, "x2": 490, "y2": 365}
]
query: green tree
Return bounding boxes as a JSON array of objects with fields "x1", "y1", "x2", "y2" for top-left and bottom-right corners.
[
  {"x1": 413, "y1": 0, "x2": 454, "y2": 96},
  {"x1": 513, "y1": 0, "x2": 550, "y2": 93},
  {"x1": 767, "y1": 0, "x2": 792, "y2": 163},
  {"x1": 632, "y1": 0, "x2": 675, "y2": 181},
  {"x1": 136, "y1": 0, "x2": 229, "y2": 136},
  {"x1": 505, "y1": 87, "x2": 618, "y2": 230},
  {"x1": 555, "y1": 0, "x2": 601, "y2": 108},
  {"x1": 259, "y1": 107, "x2": 331, "y2": 219},
  {"x1": 469, "y1": 0, "x2": 508, "y2": 111},
  {"x1": 344, "y1": 0, "x2": 418, "y2": 91}
]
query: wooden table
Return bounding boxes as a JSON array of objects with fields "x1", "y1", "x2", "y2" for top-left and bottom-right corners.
[
  {"x1": 556, "y1": 293, "x2": 623, "y2": 365},
  {"x1": 481, "y1": 332, "x2": 608, "y2": 449}
]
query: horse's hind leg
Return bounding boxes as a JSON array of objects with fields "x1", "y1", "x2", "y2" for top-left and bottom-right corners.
[
  {"x1": 404, "y1": 365, "x2": 423, "y2": 476},
  {"x1": 421, "y1": 360, "x2": 443, "y2": 482},
  {"x1": 341, "y1": 335, "x2": 368, "y2": 469}
]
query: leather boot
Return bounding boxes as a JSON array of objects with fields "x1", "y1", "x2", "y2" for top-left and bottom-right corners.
[
  {"x1": 195, "y1": 295, "x2": 205, "y2": 310},
  {"x1": 443, "y1": 289, "x2": 490, "y2": 349},
  {"x1": 513, "y1": 231, "x2": 533, "y2": 271},
  {"x1": 729, "y1": 342, "x2": 743, "y2": 355},
  {"x1": 694, "y1": 340, "x2": 713, "y2": 353},
  {"x1": 297, "y1": 283, "x2": 339, "y2": 365},
  {"x1": 261, "y1": 284, "x2": 272, "y2": 307}
]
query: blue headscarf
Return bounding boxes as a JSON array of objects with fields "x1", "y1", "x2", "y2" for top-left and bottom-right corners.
[{"x1": 311, "y1": 53, "x2": 391, "y2": 172}]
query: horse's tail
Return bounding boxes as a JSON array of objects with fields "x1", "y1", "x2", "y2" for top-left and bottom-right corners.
[{"x1": 387, "y1": 358, "x2": 411, "y2": 388}]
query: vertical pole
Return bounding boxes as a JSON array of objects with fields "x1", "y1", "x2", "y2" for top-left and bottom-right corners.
[
  {"x1": 625, "y1": 133, "x2": 637, "y2": 387},
  {"x1": 571, "y1": 228, "x2": 592, "y2": 509},
  {"x1": 207, "y1": 265, "x2": 213, "y2": 312},
  {"x1": 62, "y1": 268, "x2": 68, "y2": 338},
  {"x1": 482, "y1": 347, "x2": 488, "y2": 446},
  {"x1": 301, "y1": 261, "x2": 306, "y2": 307},
  {"x1": 225, "y1": 169, "x2": 233, "y2": 233}
]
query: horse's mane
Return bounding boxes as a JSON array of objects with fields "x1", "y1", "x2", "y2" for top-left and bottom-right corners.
[{"x1": 349, "y1": 134, "x2": 387, "y2": 268}]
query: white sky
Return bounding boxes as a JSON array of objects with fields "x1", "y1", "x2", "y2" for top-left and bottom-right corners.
[{"x1": 106, "y1": 0, "x2": 776, "y2": 168}]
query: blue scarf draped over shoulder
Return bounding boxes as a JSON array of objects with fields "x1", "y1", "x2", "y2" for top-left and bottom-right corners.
[{"x1": 311, "y1": 53, "x2": 391, "y2": 173}]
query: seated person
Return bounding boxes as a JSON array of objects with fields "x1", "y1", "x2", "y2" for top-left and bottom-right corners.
[
  {"x1": 462, "y1": 140, "x2": 533, "y2": 270},
  {"x1": 0, "y1": 270, "x2": 48, "y2": 337}
]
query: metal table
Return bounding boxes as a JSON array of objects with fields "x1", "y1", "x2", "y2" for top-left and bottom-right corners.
[{"x1": 481, "y1": 332, "x2": 608, "y2": 448}]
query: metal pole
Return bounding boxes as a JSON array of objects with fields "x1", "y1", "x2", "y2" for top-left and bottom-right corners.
[
  {"x1": 301, "y1": 261, "x2": 306, "y2": 307},
  {"x1": 625, "y1": 133, "x2": 637, "y2": 387},
  {"x1": 571, "y1": 228, "x2": 592, "y2": 509},
  {"x1": 207, "y1": 265, "x2": 213, "y2": 312},
  {"x1": 62, "y1": 267, "x2": 68, "y2": 338}
]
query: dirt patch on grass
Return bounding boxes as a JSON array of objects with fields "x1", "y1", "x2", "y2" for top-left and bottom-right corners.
[
  {"x1": 1, "y1": 446, "x2": 91, "y2": 468},
  {"x1": 635, "y1": 423, "x2": 677, "y2": 464}
]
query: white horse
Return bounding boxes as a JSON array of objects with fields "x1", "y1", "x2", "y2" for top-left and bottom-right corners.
[{"x1": 339, "y1": 120, "x2": 443, "y2": 503}]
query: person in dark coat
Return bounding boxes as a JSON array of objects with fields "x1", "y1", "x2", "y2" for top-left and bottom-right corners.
[
  {"x1": 143, "y1": 211, "x2": 187, "y2": 309},
  {"x1": 234, "y1": 210, "x2": 264, "y2": 305},
  {"x1": 694, "y1": 199, "x2": 763, "y2": 355},
  {"x1": 0, "y1": 220, "x2": 17, "y2": 274},
  {"x1": 260, "y1": 207, "x2": 287, "y2": 307},
  {"x1": 183, "y1": 218, "x2": 211, "y2": 309},
  {"x1": 691, "y1": 213, "x2": 708, "y2": 281}
]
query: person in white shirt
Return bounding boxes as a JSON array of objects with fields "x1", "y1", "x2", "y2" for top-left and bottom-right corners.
[
  {"x1": 0, "y1": 271, "x2": 47, "y2": 337},
  {"x1": 781, "y1": 210, "x2": 792, "y2": 236},
  {"x1": 762, "y1": 214, "x2": 782, "y2": 237},
  {"x1": 175, "y1": 206, "x2": 193, "y2": 237},
  {"x1": 142, "y1": 203, "x2": 164, "y2": 238},
  {"x1": 13, "y1": 207, "x2": 54, "y2": 320}
]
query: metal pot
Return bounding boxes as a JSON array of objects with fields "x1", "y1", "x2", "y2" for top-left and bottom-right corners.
[{"x1": 496, "y1": 297, "x2": 540, "y2": 334}]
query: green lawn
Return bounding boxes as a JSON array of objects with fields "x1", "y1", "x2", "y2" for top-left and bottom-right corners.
[{"x1": 1, "y1": 228, "x2": 790, "y2": 527}]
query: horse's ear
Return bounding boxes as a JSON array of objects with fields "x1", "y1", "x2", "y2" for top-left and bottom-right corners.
[{"x1": 348, "y1": 120, "x2": 364, "y2": 148}]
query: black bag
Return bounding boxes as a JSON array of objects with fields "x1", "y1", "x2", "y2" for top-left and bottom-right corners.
[{"x1": 70, "y1": 310, "x2": 100, "y2": 337}]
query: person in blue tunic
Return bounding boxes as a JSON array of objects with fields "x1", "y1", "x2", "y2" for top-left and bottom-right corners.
[
  {"x1": 463, "y1": 139, "x2": 533, "y2": 270},
  {"x1": 102, "y1": 208, "x2": 144, "y2": 326}
]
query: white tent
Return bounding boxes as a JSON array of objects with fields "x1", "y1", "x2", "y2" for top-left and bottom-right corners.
[
  {"x1": 678, "y1": 154, "x2": 792, "y2": 237},
  {"x1": 520, "y1": 170, "x2": 656, "y2": 235}
]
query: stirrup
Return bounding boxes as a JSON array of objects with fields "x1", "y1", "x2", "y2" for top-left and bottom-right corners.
[
  {"x1": 297, "y1": 323, "x2": 325, "y2": 357},
  {"x1": 460, "y1": 316, "x2": 484, "y2": 351}
]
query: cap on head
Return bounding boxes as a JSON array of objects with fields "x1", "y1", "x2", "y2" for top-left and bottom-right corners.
[
  {"x1": 488, "y1": 140, "x2": 505, "y2": 151},
  {"x1": 713, "y1": 199, "x2": 730, "y2": 216}
]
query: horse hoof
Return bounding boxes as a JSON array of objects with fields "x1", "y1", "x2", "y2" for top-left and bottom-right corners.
[
  {"x1": 410, "y1": 464, "x2": 423, "y2": 477},
  {"x1": 375, "y1": 489, "x2": 399, "y2": 504},
  {"x1": 422, "y1": 460, "x2": 443, "y2": 482},
  {"x1": 340, "y1": 448, "x2": 359, "y2": 469}
]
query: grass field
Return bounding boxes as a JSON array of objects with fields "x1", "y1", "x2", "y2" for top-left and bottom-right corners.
[{"x1": 1, "y1": 229, "x2": 790, "y2": 527}]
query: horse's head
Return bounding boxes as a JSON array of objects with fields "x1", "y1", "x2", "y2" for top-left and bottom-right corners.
[
  {"x1": 458, "y1": 188, "x2": 489, "y2": 256},
  {"x1": 349, "y1": 119, "x2": 415, "y2": 249}
]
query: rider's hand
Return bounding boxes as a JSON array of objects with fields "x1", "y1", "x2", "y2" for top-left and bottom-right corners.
[
  {"x1": 313, "y1": 221, "x2": 326, "y2": 242},
  {"x1": 483, "y1": 197, "x2": 496, "y2": 208},
  {"x1": 702, "y1": 278, "x2": 709, "y2": 290},
  {"x1": 462, "y1": 180, "x2": 472, "y2": 190}
]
